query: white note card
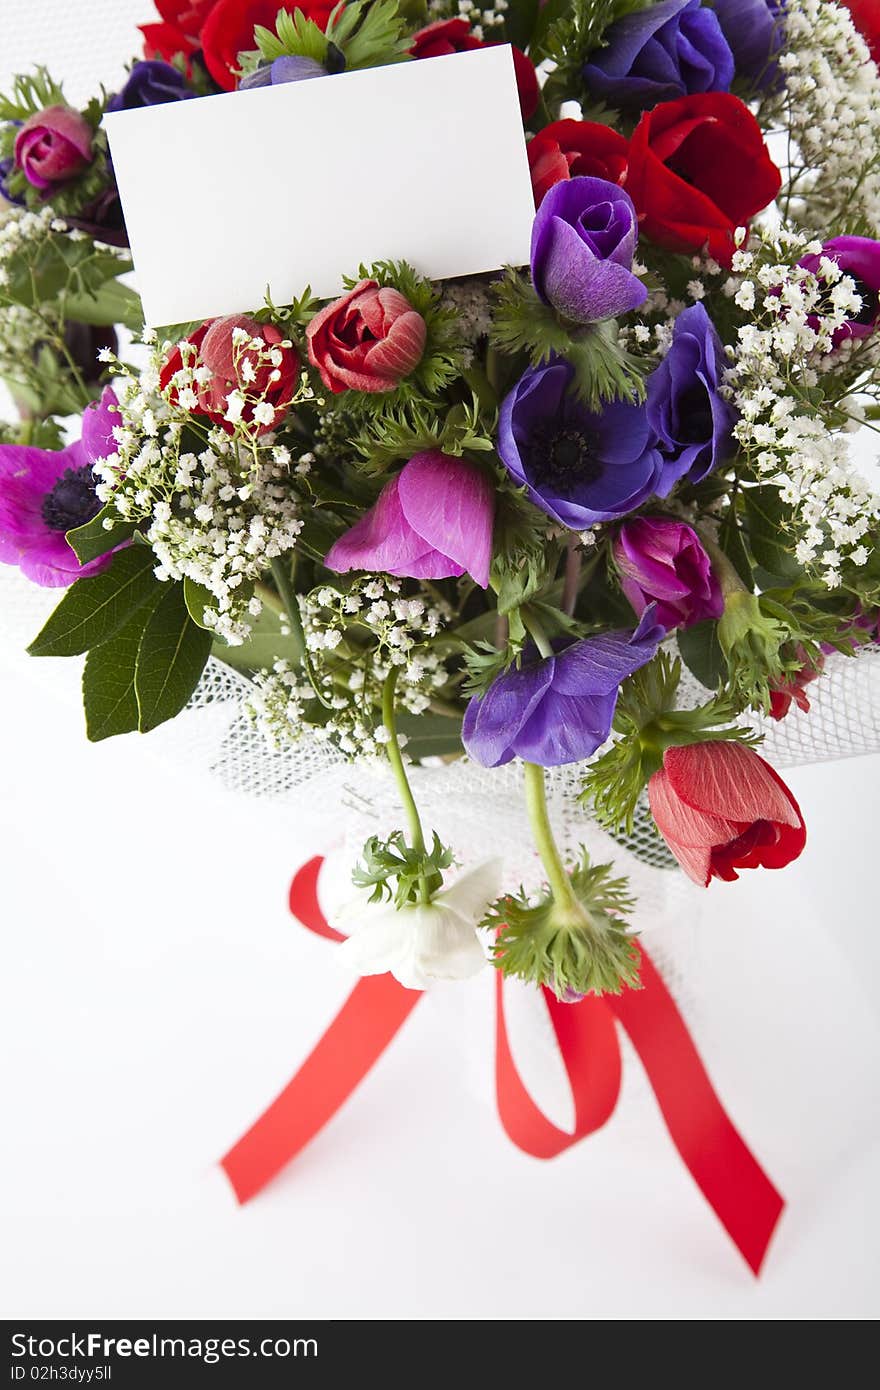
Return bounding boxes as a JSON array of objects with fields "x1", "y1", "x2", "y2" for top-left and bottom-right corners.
[{"x1": 104, "y1": 46, "x2": 535, "y2": 328}]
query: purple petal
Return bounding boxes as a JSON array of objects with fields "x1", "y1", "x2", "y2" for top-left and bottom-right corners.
[
  {"x1": 80, "y1": 387, "x2": 120, "y2": 465},
  {"x1": 462, "y1": 657, "x2": 556, "y2": 768},
  {"x1": 397, "y1": 452, "x2": 494, "y2": 589}
]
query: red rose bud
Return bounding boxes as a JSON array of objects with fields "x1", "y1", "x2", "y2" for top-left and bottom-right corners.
[
  {"x1": 14, "y1": 105, "x2": 93, "y2": 191},
  {"x1": 160, "y1": 314, "x2": 299, "y2": 434},
  {"x1": 409, "y1": 19, "x2": 539, "y2": 121},
  {"x1": 306, "y1": 279, "x2": 427, "y2": 395},
  {"x1": 528, "y1": 120, "x2": 629, "y2": 207},
  {"x1": 648, "y1": 741, "x2": 806, "y2": 886},
  {"x1": 625, "y1": 92, "x2": 781, "y2": 267}
]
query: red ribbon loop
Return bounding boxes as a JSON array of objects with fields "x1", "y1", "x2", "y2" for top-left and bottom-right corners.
[{"x1": 221, "y1": 857, "x2": 784, "y2": 1274}]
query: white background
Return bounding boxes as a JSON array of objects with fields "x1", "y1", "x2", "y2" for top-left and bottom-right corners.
[{"x1": 1, "y1": 1, "x2": 879, "y2": 1321}]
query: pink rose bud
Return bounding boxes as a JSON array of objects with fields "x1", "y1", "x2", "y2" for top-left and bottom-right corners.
[
  {"x1": 614, "y1": 516, "x2": 723, "y2": 631},
  {"x1": 14, "y1": 105, "x2": 93, "y2": 190},
  {"x1": 306, "y1": 279, "x2": 427, "y2": 394}
]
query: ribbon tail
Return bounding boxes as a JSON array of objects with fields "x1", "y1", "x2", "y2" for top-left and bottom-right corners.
[
  {"x1": 609, "y1": 949, "x2": 785, "y2": 1275},
  {"x1": 221, "y1": 974, "x2": 422, "y2": 1203}
]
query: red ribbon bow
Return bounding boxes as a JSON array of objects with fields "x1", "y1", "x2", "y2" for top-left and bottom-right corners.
[{"x1": 221, "y1": 857, "x2": 784, "y2": 1275}]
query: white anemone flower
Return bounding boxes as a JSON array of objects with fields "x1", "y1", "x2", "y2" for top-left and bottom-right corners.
[{"x1": 333, "y1": 859, "x2": 502, "y2": 990}]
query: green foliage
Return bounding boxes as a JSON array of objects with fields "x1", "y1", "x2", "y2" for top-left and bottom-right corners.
[
  {"x1": 490, "y1": 269, "x2": 646, "y2": 410},
  {"x1": 582, "y1": 651, "x2": 761, "y2": 833},
  {"x1": 134, "y1": 582, "x2": 213, "y2": 732},
  {"x1": 490, "y1": 484, "x2": 559, "y2": 614},
  {"x1": 28, "y1": 547, "x2": 160, "y2": 657},
  {"x1": 352, "y1": 830, "x2": 455, "y2": 909},
  {"x1": 677, "y1": 618, "x2": 727, "y2": 690},
  {"x1": 741, "y1": 484, "x2": 803, "y2": 583},
  {"x1": 482, "y1": 850, "x2": 642, "y2": 997},
  {"x1": 67, "y1": 507, "x2": 136, "y2": 566},
  {"x1": 0, "y1": 416, "x2": 66, "y2": 450},
  {"x1": 82, "y1": 601, "x2": 158, "y2": 741},
  {"x1": 0, "y1": 67, "x2": 65, "y2": 121},
  {"x1": 250, "y1": 0, "x2": 411, "y2": 74},
  {"x1": 352, "y1": 394, "x2": 495, "y2": 475}
]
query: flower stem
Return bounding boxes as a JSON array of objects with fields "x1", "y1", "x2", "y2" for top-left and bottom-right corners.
[
  {"x1": 383, "y1": 667, "x2": 431, "y2": 905},
  {"x1": 269, "y1": 555, "x2": 334, "y2": 709},
  {"x1": 521, "y1": 608, "x2": 554, "y2": 659},
  {"x1": 561, "y1": 535, "x2": 581, "y2": 617},
  {"x1": 697, "y1": 527, "x2": 745, "y2": 597},
  {"x1": 523, "y1": 762, "x2": 581, "y2": 919}
]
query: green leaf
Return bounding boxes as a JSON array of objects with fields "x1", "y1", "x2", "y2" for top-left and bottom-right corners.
[
  {"x1": 395, "y1": 712, "x2": 463, "y2": 761},
  {"x1": 67, "y1": 507, "x2": 136, "y2": 565},
  {"x1": 82, "y1": 598, "x2": 159, "y2": 742},
  {"x1": 183, "y1": 577, "x2": 217, "y2": 630},
  {"x1": 742, "y1": 485, "x2": 803, "y2": 582},
  {"x1": 28, "y1": 546, "x2": 158, "y2": 657},
  {"x1": 134, "y1": 582, "x2": 213, "y2": 732},
  {"x1": 63, "y1": 279, "x2": 144, "y2": 333},
  {"x1": 677, "y1": 620, "x2": 728, "y2": 690},
  {"x1": 718, "y1": 503, "x2": 753, "y2": 588},
  {"x1": 504, "y1": 0, "x2": 540, "y2": 49}
]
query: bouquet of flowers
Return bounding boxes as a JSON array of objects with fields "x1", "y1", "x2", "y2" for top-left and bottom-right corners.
[{"x1": 2, "y1": 0, "x2": 880, "y2": 1007}]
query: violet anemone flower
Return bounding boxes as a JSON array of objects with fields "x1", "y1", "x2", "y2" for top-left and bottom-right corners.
[
  {"x1": 531, "y1": 176, "x2": 647, "y2": 324},
  {"x1": 238, "y1": 55, "x2": 328, "y2": 89},
  {"x1": 462, "y1": 609, "x2": 665, "y2": 768},
  {"x1": 799, "y1": 235, "x2": 880, "y2": 344},
  {"x1": 613, "y1": 516, "x2": 723, "y2": 630},
  {"x1": 583, "y1": 0, "x2": 734, "y2": 110},
  {"x1": 497, "y1": 357, "x2": 662, "y2": 528},
  {"x1": 645, "y1": 302, "x2": 737, "y2": 492},
  {"x1": 712, "y1": 0, "x2": 786, "y2": 91},
  {"x1": 0, "y1": 387, "x2": 119, "y2": 586},
  {"x1": 106, "y1": 60, "x2": 191, "y2": 111},
  {"x1": 324, "y1": 450, "x2": 495, "y2": 588}
]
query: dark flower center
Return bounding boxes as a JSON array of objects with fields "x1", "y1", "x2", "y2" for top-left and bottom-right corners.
[
  {"x1": 817, "y1": 273, "x2": 880, "y2": 326},
  {"x1": 41, "y1": 465, "x2": 102, "y2": 533},
  {"x1": 528, "y1": 426, "x2": 601, "y2": 493},
  {"x1": 675, "y1": 385, "x2": 713, "y2": 443}
]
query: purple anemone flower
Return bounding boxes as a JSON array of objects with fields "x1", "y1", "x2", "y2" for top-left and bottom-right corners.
[
  {"x1": 324, "y1": 450, "x2": 495, "y2": 588},
  {"x1": 583, "y1": 0, "x2": 734, "y2": 109},
  {"x1": 106, "y1": 60, "x2": 190, "y2": 112},
  {"x1": 799, "y1": 235, "x2": 880, "y2": 344},
  {"x1": 712, "y1": 0, "x2": 786, "y2": 91},
  {"x1": 497, "y1": 357, "x2": 662, "y2": 529},
  {"x1": 0, "y1": 388, "x2": 119, "y2": 587},
  {"x1": 614, "y1": 516, "x2": 723, "y2": 630},
  {"x1": 239, "y1": 55, "x2": 328, "y2": 89},
  {"x1": 463, "y1": 609, "x2": 665, "y2": 768},
  {"x1": 645, "y1": 302, "x2": 737, "y2": 493},
  {"x1": 531, "y1": 176, "x2": 647, "y2": 325}
]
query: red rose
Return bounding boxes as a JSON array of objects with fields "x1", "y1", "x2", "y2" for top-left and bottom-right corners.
[
  {"x1": 200, "y1": 0, "x2": 338, "y2": 90},
  {"x1": 409, "y1": 19, "x2": 539, "y2": 121},
  {"x1": 844, "y1": 0, "x2": 880, "y2": 65},
  {"x1": 648, "y1": 741, "x2": 806, "y2": 886},
  {"x1": 625, "y1": 92, "x2": 781, "y2": 267},
  {"x1": 160, "y1": 313, "x2": 299, "y2": 433},
  {"x1": 527, "y1": 119, "x2": 629, "y2": 207},
  {"x1": 140, "y1": 0, "x2": 216, "y2": 64},
  {"x1": 306, "y1": 279, "x2": 427, "y2": 395}
]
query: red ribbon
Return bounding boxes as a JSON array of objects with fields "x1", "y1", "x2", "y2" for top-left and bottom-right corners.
[{"x1": 222, "y1": 857, "x2": 784, "y2": 1275}]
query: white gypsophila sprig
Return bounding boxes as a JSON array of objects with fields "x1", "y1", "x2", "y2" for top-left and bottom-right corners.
[
  {"x1": 292, "y1": 577, "x2": 452, "y2": 757},
  {"x1": 725, "y1": 231, "x2": 880, "y2": 585},
  {"x1": 90, "y1": 340, "x2": 305, "y2": 644},
  {"x1": 766, "y1": 0, "x2": 880, "y2": 236},
  {"x1": 243, "y1": 659, "x2": 314, "y2": 750}
]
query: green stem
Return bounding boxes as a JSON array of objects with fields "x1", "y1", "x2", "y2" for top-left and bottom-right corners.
[
  {"x1": 561, "y1": 535, "x2": 581, "y2": 617},
  {"x1": 269, "y1": 555, "x2": 333, "y2": 710},
  {"x1": 521, "y1": 607, "x2": 554, "y2": 659},
  {"x1": 523, "y1": 762, "x2": 581, "y2": 919},
  {"x1": 382, "y1": 666, "x2": 430, "y2": 903},
  {"x1": 698, "y1": 527, "x2": 745, "y2": 598}
]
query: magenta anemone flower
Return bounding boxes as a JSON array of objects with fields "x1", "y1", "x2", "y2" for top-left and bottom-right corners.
[
  {"x1": 0, "y1": 388, "x2": 119, "y2": 587},
  {"x1": 324, "y1": 450, "x2": 495, "y2": 587}
]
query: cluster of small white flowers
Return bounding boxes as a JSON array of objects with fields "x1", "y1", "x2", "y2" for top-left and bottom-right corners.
[
  {"x1": 243, "y1": 660, "x2": 313, "y2": 750},
  {"x1": 725, "y1": 232, "x2": 880, "y2": 585},
  {"x1": 295, "y1": 577, "x2": 452, "y2": 756},
  {"x1": 439, "y1": 276, "x2": 495, "y2": 347},
  {"x1": 91, "y1": 344, "x2": 303, "y2": 643},
  {"x1": 427, "y1": 0, "x2": 507, "y2": 40},
  {"x1": 769, "y1": 0, "x2": 880, "y2": 235}
]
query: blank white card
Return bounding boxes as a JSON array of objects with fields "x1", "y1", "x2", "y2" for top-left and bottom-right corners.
[{"x1": 104, "y1": 46, "x2": 535, "y2": 327}]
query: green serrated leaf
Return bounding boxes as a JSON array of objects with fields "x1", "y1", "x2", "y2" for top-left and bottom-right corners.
[
  {"x1": 28, "y1": 546, "x2": 158, "y2": 657},
  {"x1": 134, "y1": 582, "x2": 213, "y2": 732},
  {"x1": 82, "y1": 597, "x2": 160, "y2": 742}
]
